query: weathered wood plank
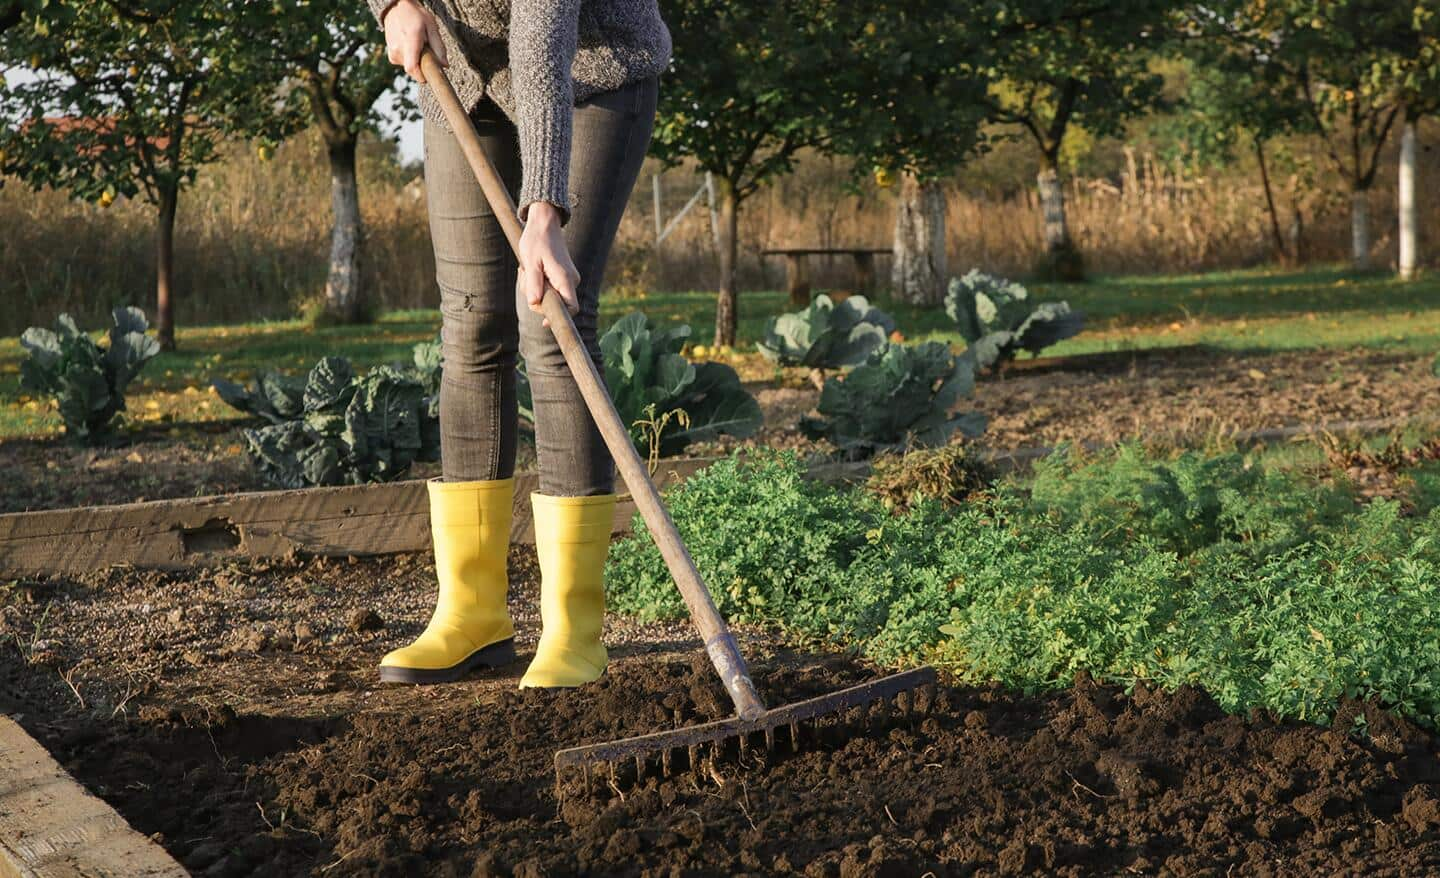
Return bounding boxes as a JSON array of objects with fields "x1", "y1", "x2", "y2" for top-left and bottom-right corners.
[
  {"x1": 759, "y1": 248, "x2": 891, "y2": 256},
  {"x1": 0, "y1": 716, "x2": 187, "y2": 878},
  {"x1": 0, "y1": 459, "x2": 719, "y2": 578}
]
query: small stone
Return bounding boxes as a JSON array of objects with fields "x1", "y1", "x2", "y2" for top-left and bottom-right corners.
[{"x1": 348, "y1": 608, "x2": 383, "y2": 633}]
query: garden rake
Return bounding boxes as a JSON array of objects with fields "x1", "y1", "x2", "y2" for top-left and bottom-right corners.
[{"x1": 418, "y1": 49, "x2": 936, "y2": 791}]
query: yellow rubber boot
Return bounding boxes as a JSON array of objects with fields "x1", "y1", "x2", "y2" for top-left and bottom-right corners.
[
  {"x1": 519, "y1": 492, "x2": 617, "y2": 688},
  {"x1": 379, "y1": 477, "x2": 517, "y2": 683}
]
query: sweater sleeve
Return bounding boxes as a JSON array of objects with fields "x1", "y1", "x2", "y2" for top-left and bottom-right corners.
[
  {"x1": 509, "y1": 0, "x2": 582, "y2": 224},
  {"x1": 365, "y1": 0, "x2": 397, "y2": 25}
]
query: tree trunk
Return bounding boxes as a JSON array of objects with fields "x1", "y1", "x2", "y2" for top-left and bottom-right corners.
[
  {"x1": 155, "y1": 184, "x2": 178, "y2": 351},
  {"x1": 713, "y1": 176, "x2": 739, "y2": 348},
  {"x1": 324, "y1": 137, "x2": 365, "y2": 323},
  {"x1": 1037, "y1": 157, "x2": 1070, "y2": 253},
  {"x1": 1254, "y1": 136, "x2": 1288, "y2": 264},
  {"x1": 890, "y1": 173, "x2": 947, "y2": 306},
  {"x1": 1399, "y1": 115, "x2": 1418, "y2": 280},
  {"x1": 1035, "y1": 155, "x2": 1084, "y2": 281},
  {"x1": 1350, "y1": 187, "x2": 1371, "y2": 270}
]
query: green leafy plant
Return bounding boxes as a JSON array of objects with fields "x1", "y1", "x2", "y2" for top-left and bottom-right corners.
[
  {"x1": 1027, "y1": 444, "x2": 1355, "y2": 558},
  {"x1": 19, "y1": 307, "x2": 161, "y2": 443},
  {"x1": 758, "y1": 294, "x2": 896, "y2": 388},
  {"x1": 800, "y1": 341, "x2": 985, "y2": 458},
  {"x1": 518, "y1": 312, "x2": 761, "y2": 457},
  {"x1": 944, "y1": 269, "x2": 1085, "y2": 370},
  {"x1": 404, "y1": 333, "x2": 443, "y2": 453},
  {"x1": 608, "y1": 445, "x2": 1440, "y2": 730},
  {"x1": 213, "y1": 356, "x2": 438, "y2": 487},
  {"x1": 210, "y1": 371, "x2": 305, "y2": 425}
]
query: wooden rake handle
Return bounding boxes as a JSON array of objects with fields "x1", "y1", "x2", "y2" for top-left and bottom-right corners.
[{"x1": 418, "y1": 50, "x2": 767, "y2": 721}]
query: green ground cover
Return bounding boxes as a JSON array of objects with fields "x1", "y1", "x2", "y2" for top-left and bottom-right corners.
[
  {"x1": 1, "y1": 265, "x2": 1436, "y2": 438},
  {"x1": 607, "y1": 445, "x2": 1440, "y2": 729}
]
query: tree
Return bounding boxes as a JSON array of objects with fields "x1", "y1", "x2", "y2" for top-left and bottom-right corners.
[
  {"x1": 238, "y1": 1, "x2": 407, "y2": 324},
  {"x1": 1163, "y1": 54, "x2": 1310, "y2": 263},
  {"x1": 983, "y1": 0, "x2": 1172, "y2": 281},
  {"x1": 830, "y1": 1, "x2": 992, "y2": 306},
  {"x1": 0, "y1": 1, "x2": 286, "y2": 350},
  {"x1": 1383, "y1": 2, "x2": 1440, "y2": 280},
  {"x1": 1196, "y1": 0, "x2": 1410, "y2": 270},
  {"x1": 653, "y1": 0, "x2": 856, "y2": 347}
]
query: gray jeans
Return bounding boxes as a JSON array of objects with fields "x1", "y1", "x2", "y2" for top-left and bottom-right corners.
[{"x1": 423, "y1": 75, "x2": 657, "y2": 495}]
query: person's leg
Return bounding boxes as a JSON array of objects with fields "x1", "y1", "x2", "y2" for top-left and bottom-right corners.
[
  {"x1": 426, "y1": 107, "x2": 523, "y2": 482},
  {"x1": 518, "y1": 75, "x2": 658, "y2": 688},
  {"x1": 517, "y1": 74, "x2": 659, "y2": 497},
  {"x1": 379, "y1": 106, "x2": 525, "y2": 684}
]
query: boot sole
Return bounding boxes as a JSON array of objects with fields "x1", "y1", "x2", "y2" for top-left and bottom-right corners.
[{"x1": 378, "y1": 638, "x2": 518, "y2": 685}]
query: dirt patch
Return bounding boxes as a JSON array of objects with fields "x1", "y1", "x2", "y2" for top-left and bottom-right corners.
[
  {"x1": 4, "y1": 553, "x2": 1440, "y2": 875},
  {"x1": 703, "y1": 346, "x2": 1440, "y2": 458}
]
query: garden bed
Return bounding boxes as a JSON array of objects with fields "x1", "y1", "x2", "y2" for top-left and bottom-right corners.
[
  {"x1": 4, "y1": 550, "x2": 1440, "y2": 876},
  {"x1": 725, "y1": 345, "x2": 1440, "y2": 458},
  {"x1": 5, "y1": 344, "x2": 1436, "y2": 515}
]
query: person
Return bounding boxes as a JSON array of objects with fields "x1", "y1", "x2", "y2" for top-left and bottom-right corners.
[{"x1": 366, "y1": 0, "x2": 670, "y2": 688}]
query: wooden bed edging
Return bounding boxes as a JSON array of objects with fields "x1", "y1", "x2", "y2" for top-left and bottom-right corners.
[
  {"x1": 0, "y1": 459, "x2": 715, "y2": 578},
  {"x1": 0, "y1": 415, "x2": 1421, "y2": 578},
  {"x1": 0, "y1": 716, "x2": 186, "y2": 878}
]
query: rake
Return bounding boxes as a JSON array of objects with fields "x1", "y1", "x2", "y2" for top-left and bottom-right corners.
[{"x1": 417, "y1": 50, "x2": 936, "y2": 790}]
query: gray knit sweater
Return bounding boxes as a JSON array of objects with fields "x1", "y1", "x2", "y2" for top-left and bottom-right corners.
[{"x1": 367, "y1": 0, "x2": 671, "y2": 222}]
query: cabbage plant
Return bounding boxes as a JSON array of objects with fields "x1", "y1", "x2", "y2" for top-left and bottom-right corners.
[
  {"x1": 945, "y1": 269, "x2": 1084, "y2": 370},
  {"x1": 758, "y1": 294, "x2": 895, "y2": 388},
  {"x1": 800, "y1": 341, "x2": 986, "y2": 457},
  {"x1": 214, "y1": 356, "x2": 438, "y2": 487},
  {"x1": 518, "y1": 311, "x2": 761, "y2": 457},
  {"x1": 19, "y1": 306, "x2": 161, "y2": 443}
]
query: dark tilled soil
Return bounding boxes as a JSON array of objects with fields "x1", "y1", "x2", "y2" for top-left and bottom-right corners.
[
  {"x1": 703, "y1": 346, "x2": 1440, "y2": 458},
  {"x1": 6, "y1": 346, "x2": 1437, "y2": 514},
  {"x1": 4, "y1": 554, "x2": 1440, "y2": 876}
]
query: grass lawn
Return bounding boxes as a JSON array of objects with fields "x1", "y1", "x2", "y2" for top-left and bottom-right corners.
[{"x1": 2, "y1": 264, "x2": 1437, "y2": 438}]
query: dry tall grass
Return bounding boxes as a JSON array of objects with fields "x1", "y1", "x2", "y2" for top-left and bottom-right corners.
[{"x1": 2, "y1": 123, "x2": 1436, "y2": 337}]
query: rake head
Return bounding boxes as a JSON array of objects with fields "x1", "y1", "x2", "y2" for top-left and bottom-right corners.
[{"x1": 555, "y1": 666, "x2": 937, "y2": 796}]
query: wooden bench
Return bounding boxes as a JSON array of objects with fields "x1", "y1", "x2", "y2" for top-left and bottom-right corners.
[{"x1": 760, "y1": 248, "x2": 892, "y2": 306}]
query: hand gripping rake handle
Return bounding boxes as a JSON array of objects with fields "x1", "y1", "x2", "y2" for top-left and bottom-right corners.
[{"x1": 419, "y1": 51, "x2": 768, "y2": 721}]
